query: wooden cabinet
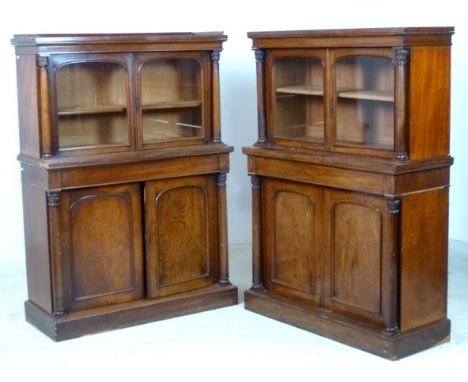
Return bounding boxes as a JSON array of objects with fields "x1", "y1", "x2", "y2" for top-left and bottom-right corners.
[
  {"x1": 12, "y1": 33, "x2": 237, "y2": 341},
  {"x1": 244, "y1": 27, "x2": 454, "y2": 359}
]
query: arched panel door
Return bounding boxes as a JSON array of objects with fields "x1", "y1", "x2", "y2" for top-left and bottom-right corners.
[
  {"x1": 145, "y1": 175, "x2": 218, "y2": 298},
  {"x1": 59, "y1": 183, "x2": 144, "y2": 312},
  {"x1": 262, "y1": 178, "x2": 322, "y2": 307},
  {"x1": 322, "y1": 189, "x2": 392, "y2": 327}
]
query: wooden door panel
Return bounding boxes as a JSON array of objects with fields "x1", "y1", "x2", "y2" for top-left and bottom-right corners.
[
  {"x1": 60, "y1": 184, "x2": 144, "y2": 311},
  {"x1": 145, "y1": 175, "x2": 217, "y2": 298},
  {"x1": 323, "y1": 189, "x2": 388, "y2": 325},
  {"x1": 332, "y1": 203, "x2": 382, "y2": 314},
  {"x1": 263, "y1": 178, "x2": 321, "y2": 306}
]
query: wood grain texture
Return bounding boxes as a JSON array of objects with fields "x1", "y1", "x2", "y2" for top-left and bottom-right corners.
[
  {"x1": 330, "y1": 203, "x2": 382, "y2": 314},
  {"x1": 22, "y1": 184, "x2": 52, "y2": 312},
  {"x1": 26, "y1": 284, "x2": 238, "y2": 341},
  {"x1": 400, "y1": 188, "x2": 449, "y2": 330},
  {"x1": 409, "y1": 46, "x2": 451, "y2": 159},
  {"x1": 245, "y1": 288, "x2": 450, "y2": 360},
  {"x1": 145, "y1": 175, "x2": 218, "y2": 298},
  {"x1": 244, "y1": 26, "x2": 452, "y2": 359},
  {"x1": 14, "y1": 32, "x2": 235, "y2": 341},
  {"x1": 263, "y1": 178, "x2": 321, "y2": 306},
  {"x1": 16, "y1": 55, "x2": 41, "y2": 158},
  {"x1": 59, "y1": 184, "x2": 144, "y2": 312}
]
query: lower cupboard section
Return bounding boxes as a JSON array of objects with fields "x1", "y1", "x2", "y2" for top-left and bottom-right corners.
[
  {"x1": 22, "y1": 173, "x2": 237, "y2": 340},
  {"x1": 262, "y1": 178, "x2": 394, "y2": 329},
  {"x1": 248, "y1": 175, "x2": 450, "y2": 359}
]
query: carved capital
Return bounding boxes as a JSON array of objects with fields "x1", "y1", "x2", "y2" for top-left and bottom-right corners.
[
  {"x1": 217, "y1": 173, "x2": 227, "y2": 187},
  {"x1": 396, "y1": 152, "x2": 409, "y2": 161},
  {"x1": 395, "y1": 48, "x2": 409, "y2": 65},
  {"x1": 387, "y1": 198, "x2": 401, "y2": 215},
  {"x1": 251, "y1": 176, "x2": 261, "y2": 190},
  {"x1": 210, "y1": 50, "x2": 221, "y2": 63},
  {"x1": 47, "y1": 191, "x2": 60, "y2": 207},
  {"x1": 254, "y1": 49, "x2": 265, "y2": 63},
  {"x1": 36, "y1": 56, "x2": 49, "y2": 69}
]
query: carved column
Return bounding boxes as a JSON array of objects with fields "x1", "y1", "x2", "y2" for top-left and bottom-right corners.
[
  {"x1": 37, "y1": 56, "x2": 53, "y2": 158},
  {"x1": 254, "y1": 49, "x2": 268, "y2": 146},
  {"x1": 251, "y1": 176, "x2": 263, "y2": 289},
  {"x1": 217, "y1": 173, "x2": 230, "y2": 285},
  {"x1": 385, "y1": 197, "x2": 401, "y2": 334},
  {"x1": 395, "y1": 48, "x2": 409, "y2": 161},
  {"x1": 47, "y1": 191, "x2": 64, "y2": 315},
  {"x1": 211, "y1": 51, "x2": 222, "y2": 143}
]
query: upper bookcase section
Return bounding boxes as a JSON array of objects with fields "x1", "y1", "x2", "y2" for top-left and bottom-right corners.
[
  {"x1": 12, "y1": 33, "x2": 228, "y2": 161},
  {"x1": 248, "y1": 27, "x2": 454, "y2": 161}
]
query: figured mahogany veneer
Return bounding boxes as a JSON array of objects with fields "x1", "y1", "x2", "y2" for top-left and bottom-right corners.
[
  {"x1": 244, "y1": 27, "x2": 454, "y2": 360},
  {"x1": 12, "y1": 33, "x2": 238, "y2": 340}
]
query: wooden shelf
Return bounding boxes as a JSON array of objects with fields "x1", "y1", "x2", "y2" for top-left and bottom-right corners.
[
  {"x1": 58, "y1": 105, "x2": 127, "y2": 116},
  {"x1": 276, "y1": 85, "x2": 324, "y2": 96},
  {"x1": 335, "y1": 139, "x2": 393, "y2": 150},
  {"x1": 142, "y1": 100, "x2": 202, "y2": 110},
  {"x1": 338, "y1": 90, "x2": 394, "y2": 102}
]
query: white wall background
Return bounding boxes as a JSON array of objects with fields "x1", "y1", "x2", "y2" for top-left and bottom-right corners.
[{"x1": 0, "y1": 0, "x2": 466, "y2": 262}]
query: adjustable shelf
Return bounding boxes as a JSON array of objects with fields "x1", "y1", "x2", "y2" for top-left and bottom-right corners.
[
  {"x1": 57, "y1": 105, "x2": 127, "y2": 116},
  {"x1": 142, "y1": 100, "x2": 202, "y2": 110}
]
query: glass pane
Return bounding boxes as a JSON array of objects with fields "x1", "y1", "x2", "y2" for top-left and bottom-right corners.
[
  {"x1": 141, "y1": 59, "x2": 202, "y2": 144},
  {"x1": 335, "y1": 56, "x2": 394, "y2": 150},
  {"x1": 273, "y1": 57, "x2": 324, "y2": 142},
  {"x1": 56, "y1": 62, "x2": 129, "y2": 149}
]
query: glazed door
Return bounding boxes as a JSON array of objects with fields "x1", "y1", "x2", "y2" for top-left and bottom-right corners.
[
  {"x1": 267, "y1": 49, "x2": 327, "y2": 149},
  {"x1": 58, "y1": 184, "x2": 144, "y2": 312},
  {"x1": 49, "y1": 53, "x2": 134, "y2": 156},
  {"x1": 322, "y1": 189, "x2": 394, "y2": 327},
  {"x1": 145, "y1": 175, "x2": 218, "y2": 298},
  {"x1": 330, "y1": 48, "x2": 400, "y2": 158},
  {"x1": 134, "y1": 52, "x2": 211, "y2": 149},
  {"x1": 262, "y1": 178, "x2": 322, "y2": 306}
]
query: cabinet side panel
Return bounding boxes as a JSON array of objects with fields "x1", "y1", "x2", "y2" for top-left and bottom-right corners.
[
  {"x1": 22, "y1": 183, "x2": 52, "y2": 312},
  {"x1": 409, "y1": 46, "x2": 451, "y2": 159},
  {"x1": 400, "y1": 188, "x2": 448, "y2": 330},
  {"x1": 16, "y1": 55, "x2": 41, "y2": 158}
]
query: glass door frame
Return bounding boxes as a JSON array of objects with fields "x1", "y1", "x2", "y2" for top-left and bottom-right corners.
[
  {"x1": 266, "y1": 48, "x2": 328, "y2": 150},
  {"x1": 330, "y1": 48, "x2": 402, "y2": 159},
  {"x1": 133, "y1": 51, "x2": 211, "y2": 150},
  {"x1": 49, "y1": 53, "x2": 135, "y2": 156}
]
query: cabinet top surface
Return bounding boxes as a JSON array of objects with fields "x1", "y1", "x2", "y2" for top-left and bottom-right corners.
[
  {"x1": 248, "y1": 27, "x2": 454, "y2": 47},
  {"x1": 11, "y1": 32, "x2": 227, "y2": 51}
]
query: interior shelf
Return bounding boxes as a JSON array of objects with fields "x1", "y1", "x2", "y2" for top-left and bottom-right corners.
[
  {"x1": 338, "y1": 90, "x2": 394, "y2": 102},
  {"x1": 142, "y1": 100, "x2": 202, "y2": 110},
  {"x1": 276, "y1": 85, "x2": 324, "y2": 96},
  {"x1": 58, "y1": 105, "x2": 127, "y2": 116}
]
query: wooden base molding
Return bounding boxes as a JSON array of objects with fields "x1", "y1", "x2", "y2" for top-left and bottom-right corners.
[
  {"x1": 26, "y1": 284, "x2": 238, "y2": 341},
  {"x1": 245, "y1": 289, "x2": 450, "y2": 360}
]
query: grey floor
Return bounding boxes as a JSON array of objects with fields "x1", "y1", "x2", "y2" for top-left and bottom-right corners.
[{"x1": 0, "y1": 240, "x2": 467, "y2": 381}]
